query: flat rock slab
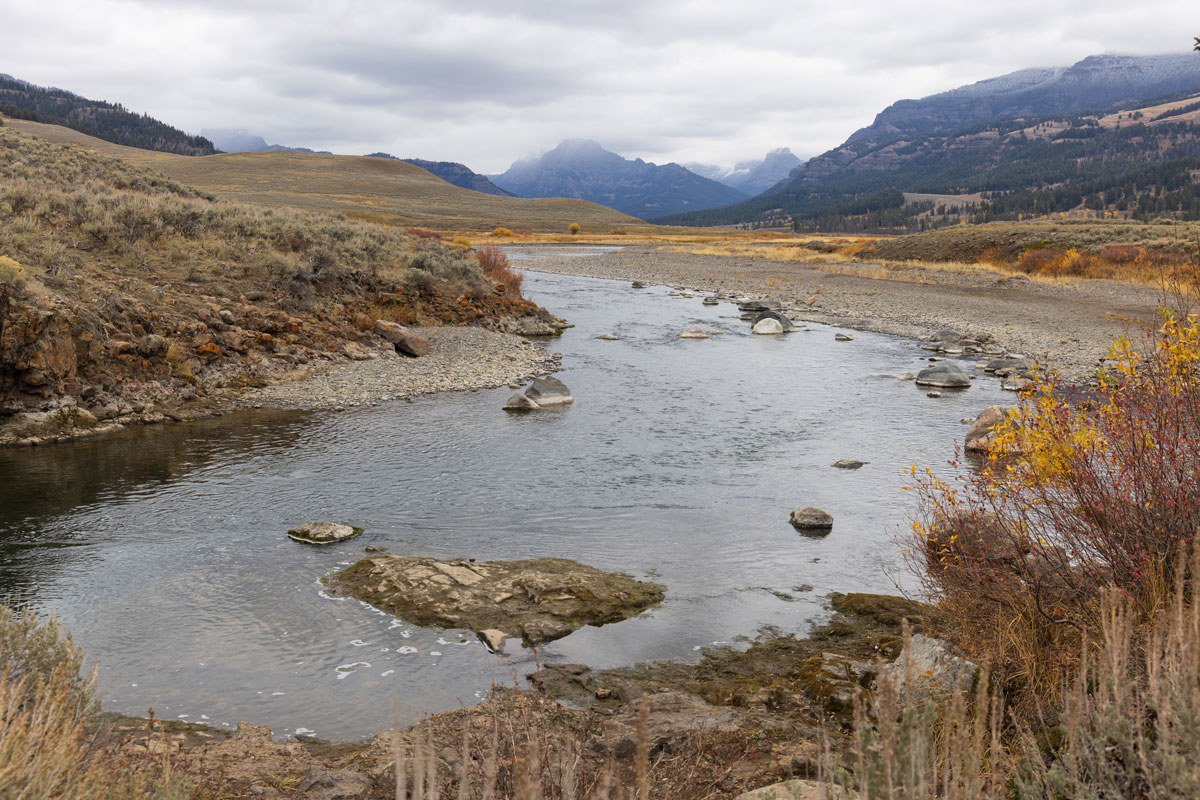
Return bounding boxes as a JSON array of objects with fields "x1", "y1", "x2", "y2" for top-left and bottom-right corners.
[
  {"x1": 325, "y1": 556, "x2": 664, "y2": 646},
  {"x1": 287, "y1": 521, "x2": 363, "y2": 545}
]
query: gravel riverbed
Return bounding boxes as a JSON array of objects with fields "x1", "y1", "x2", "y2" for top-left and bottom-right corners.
[
  {"x1": 512, "y1": 245, "x2": 1167, "y2": 382},
  {"x1": 233, "y1": 326, "x2": 559, "y2": 410}
]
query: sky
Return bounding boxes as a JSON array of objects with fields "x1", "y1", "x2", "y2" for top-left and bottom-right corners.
[{"x1": 3, "y1": 0, "x2": 1198, "y2": 173}]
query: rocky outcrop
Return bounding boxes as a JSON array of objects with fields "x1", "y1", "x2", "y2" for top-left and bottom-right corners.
[
  {"x1": 325, "y1": 555, "x2": 665, "y2": 645},
  {"x1": 965, "y1": 405, "x2": 1009, "y2": 453},
  {"x1": 878, "y1": 634, "x2": 978, "y2": 707},
  {"x1": 287, "y1": 521, "x2": 363, "y2": 545}
]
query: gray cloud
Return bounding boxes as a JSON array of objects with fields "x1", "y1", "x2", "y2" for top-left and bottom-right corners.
[{"x1": 2, "y1": 0, "x2": 1196, "y2": 172}]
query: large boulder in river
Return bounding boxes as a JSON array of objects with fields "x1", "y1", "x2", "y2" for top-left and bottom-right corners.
[
  {"x1": 503, "y1": 376, "x2": 573, "y2": 411},
  {"x1": 750, "y1": 310, "x2": 795, "y2": 332},
  {"x1": 965, "y1": 405, "x2": 1011, "y2": 453},
  {"x1": 374, "y1": 321, "x2": 430, "y2": 357},
  {"x1": 915, "y1": 363, "x2": 971, "y2": 388},
  {"x1": 287, "y1": 521, "x2": 363, "y2": 545},
  {"x1": 525, "y1": 376, "x2": 573, "y2": 407},
  {"x1": 789, "y1": 507, "x2": 834, "y2": 534},
  {"x1": 325, "y1": 556, "x2": 665, "y2": 646},
  {"x1": 752, "y1": 318, "x2": 785, "y2": 335}
]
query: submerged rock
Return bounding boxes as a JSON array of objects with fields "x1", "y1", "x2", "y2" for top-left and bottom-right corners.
[
  {"x1": 831, "y1": 459, "x2": 867, "y2": 470},
  {"x1": 287, "y1": 521, "x2": 363, "y2": 545},
  {"x1": 789, "y1": 507, "x2": 834, "y2": 533},
  {"x1": 679, "y1": 328, "x2": 708, "y2": 339},
  {"x1": 325, "y1": 556, "x2": 665, "y2": 646},
  {"x1": 702, "y1": 297, "x2": 719, "y2": 306},
  {"x1": 631, "y1": 281, "x2": 646, "y2": 289},
  {"x1": 596, "y1": 333, "x2": 620, "y2": 341},
  {"x1": 738, "y1": 299, "x2": 780, "y2": 312},
  {"x1": 834, "y1": 333, "x2": 855, "y2": 342},
  {"x1": 502, "y1": 391, "x2": 541, "y2": 411}
]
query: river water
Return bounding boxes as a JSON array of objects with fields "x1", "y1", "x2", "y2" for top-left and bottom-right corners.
[{"x1": 0, "y1": 265, "x2": 1007, "y2": 740}]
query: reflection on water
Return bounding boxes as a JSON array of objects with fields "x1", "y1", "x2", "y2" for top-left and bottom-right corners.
[{"x1": 0, "y1": 270, "x2": 1008, "y2": 740}]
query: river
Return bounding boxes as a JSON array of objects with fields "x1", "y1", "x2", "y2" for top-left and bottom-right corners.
[{"x1": 0, "y1": 268, "x2": 1007, "y2": 740}]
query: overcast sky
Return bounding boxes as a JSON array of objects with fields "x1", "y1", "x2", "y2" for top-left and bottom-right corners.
[{"x1": 3, "y1": 0, "x2": 1198, "y2": 172}]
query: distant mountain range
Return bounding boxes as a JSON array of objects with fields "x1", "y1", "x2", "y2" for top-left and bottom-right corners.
[
  {"x1": 366, "y1": 153, "x2": 513, "y2": 196},
  {"x1": 491, "y1": 139, "x2": 749, "y2": 218},
  {"x1": 201, "y1": 128, "x2": 331, "y2": 155},
  {"x1": 659, "y1": 53, "x2": 1200, "y2": 229},
  {"x1": 685, "y1": 147, "x2": 802, "y2": 195},
  {"x1": 0, "y1": 73, "x2": 216, "y2": 155}
]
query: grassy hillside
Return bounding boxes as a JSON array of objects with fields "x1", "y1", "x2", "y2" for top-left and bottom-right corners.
[
  {"x1": 4, "y1": 119, "x2": 637, "y2": 231},
  {"x1": 0, "y1": 122, "x2": 554, "y2": 433}
]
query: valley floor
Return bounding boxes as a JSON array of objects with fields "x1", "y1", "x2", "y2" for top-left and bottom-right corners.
[{"x1": 514, "y1": 245, "x2": 1169, "y2": 382}]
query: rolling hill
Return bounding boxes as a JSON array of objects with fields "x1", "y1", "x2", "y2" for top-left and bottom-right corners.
[
  {"x1": 659, "y1": 53, "x2": 1200, "y2": 231},
  {"x1": 0, "y1": 73, "x2": 216, "y2": 155},
  {"x1": 3, "y1": 118, "x2": 636, "y2": 231},
  {"x1": 491, "y1": 139, "x2": 748, "y2": 217},
  {"x1": 363, "y1": 154, "x2": 513, "y2": 197}
]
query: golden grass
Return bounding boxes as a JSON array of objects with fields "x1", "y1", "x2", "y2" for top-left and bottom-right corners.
[{"x1": 5, "y1": 119, "x2": 637, "y2": 233}]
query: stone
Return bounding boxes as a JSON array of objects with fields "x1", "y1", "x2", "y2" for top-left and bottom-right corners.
[
  {"x1": 789, "y1": 507, "x2": 833, "y2": 533},
  {"x1": 287, "y1": 521, "x2": 363, "y2": 545},
  {"x1": 679, "y1": 328, "x2": 708, "y2": 339},
  {"x1": 897, "y1": 372, "x2": 915, "y2": 381},
  {"x1": 965, "y1": 405, "x2": 1010, "y2": 453},
  {"x1": 735, "y1": 779, "x2": 828, "y2": 800},
  {"x1": 707, "y1": 329, "x2": 724, "y2": 335},
  {"x1": 915, "y1": 363, "x2": 971, "y2": 388},
  {"x1": 631, "y1": 281, "x2": 646, "y2": 289},
  {"x1": 930, "y1": 329, "x2": 962, "y2": 342},
  {"x1": 738, "y1": 299, "x2": 780, "y2": 312},
  {"x1": 701, "y1": 297, "x2": 719, "y2": 305},
  {"x1": 927, "y1": 391, "x2": 942, "y2": 398},
  {"x1": 985, "y1": 357, "x2": 1030, "y2": 374},
  {"x1": 596, "y1": 333, "x2": 620, "y2": 340},
  {"x1": 831, "y1": 459, "x2": 867, "y2": 470},
  {"x1": 137, "y1": 334, "x2": 169, "y2": 358},
  {"x1": 503, "y1": 392, "x2": 541, "y2": 411},
  {"x1": 750, "y1": 310, "x2": 796, "y2": 332},
  {"x1": 325, "y1": 556, "x2": 664, "y2": 646},
  {"x1": 374, "y1": 321, "x2": 430, "y2": 357},
  {"x1": 1002, "y1": 377, "x2": 1033, "y2": 391},
  {"x1": 294, "y1": 767, "x2": 370, "y2": 800},
  {"x1": 878, "y1": 634, "x2": 978, "y2": 707},
  {"x1": 478, "y1": 629, "x2": 508, "y2": 653},
  {"x1": 752, "y1": 318, "x2": 785, "y2": 335},
  {"x1": 835, "y1": 333, "x2": 855, "y2": 341},
  {"x1": 525, "y1": 376, "x2": 573, "y2": 407}
]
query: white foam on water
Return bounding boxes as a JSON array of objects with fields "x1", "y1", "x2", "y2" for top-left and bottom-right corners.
[
  {"x1": 200, "y1": 715, "x2": 210, "y2": 720},
  {"x1": 272, "y1": 692, "x2": 285, "y2": 696},
  {"x1": 177, "y1": 714, "x2": 188, "y2": 719},
  {"x1": 381, "y1": 670, "x2": 395, "y2": 677},
  {"x1": 396, "y1": 646, "x2": 417, "y2": 655},
  {"x1": 350, "y1": 639, "x2": 371, "y2": 647},
  {"x1": 295, "y1": 727, "x2": 315, "y2": 736},
  {"x1": 335, "y1": 662, "x2": 371, "y2": 680},
  {"x1": 430, "y1": 651, "x2": 442, "y2": 657}
]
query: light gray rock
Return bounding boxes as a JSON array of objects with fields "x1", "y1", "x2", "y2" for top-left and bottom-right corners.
[
  {"x1": 503, "y1": 391, "x2": 541, "y2": 411},
  {"x1": 735, "y1": 779, "x2": 830, "y2": 800},
  {"x1": 287, "y1": 521, "x2": 363, "y2": 545},
  {"x1": 374, "y1": 321, "x2": 430, "y2": 357},
  {"x1": 478, "y1": 629, "x2": 508, "y2": 653},
  {"x1": 525, "y1": 376, "x2": 573, "y2": 407},
  {"x1": 927, "y1": 391, "x2": 942, "y2": 398},
  {"x1": 702, "y1": 297, "x2": 719, "y2": 305},
  {"x1": 930, "y1": 329, "x2": 962, "y2": 342},
  {"x1": 789, "y1": 507, "x2": 834, "y2": 533},
  {"x1": 897, "y1": 372, "x2": 915, "y2": 381},
  {"x1": 750, "y1": 310, "x2": 796, "y2": 332},
  {"x1": 879, "y1": 634, "x2": 978, "y2": 707},
  {"x1": 835, "y1": 333, "x2": 855, "y2": 342},
  {"x1": 916, "y1": 363, "x2": 971, "y2": 388},
  {"x1": 680, "y1": 328, "x2": 708, "y2": 339},
  {"x1": 752, "y1": 318, "x2": 785, "y2": 335},
  {"x1": 596, "y1": 333, "x2": 620, "y2": 340}
]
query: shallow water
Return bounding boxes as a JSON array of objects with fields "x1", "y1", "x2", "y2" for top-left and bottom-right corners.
[{"x1": 0, "y1": 270, "x2": 1007, "y2": 740}]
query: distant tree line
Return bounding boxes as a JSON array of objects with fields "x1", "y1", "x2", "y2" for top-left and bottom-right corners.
[{"x1": 0, "y1": 76, "x2": 216, "y2": 156}]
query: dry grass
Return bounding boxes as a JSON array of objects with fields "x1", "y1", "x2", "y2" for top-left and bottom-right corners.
[{"x1": 5, "y1": 118, "x2": 637, "y2": 233}]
